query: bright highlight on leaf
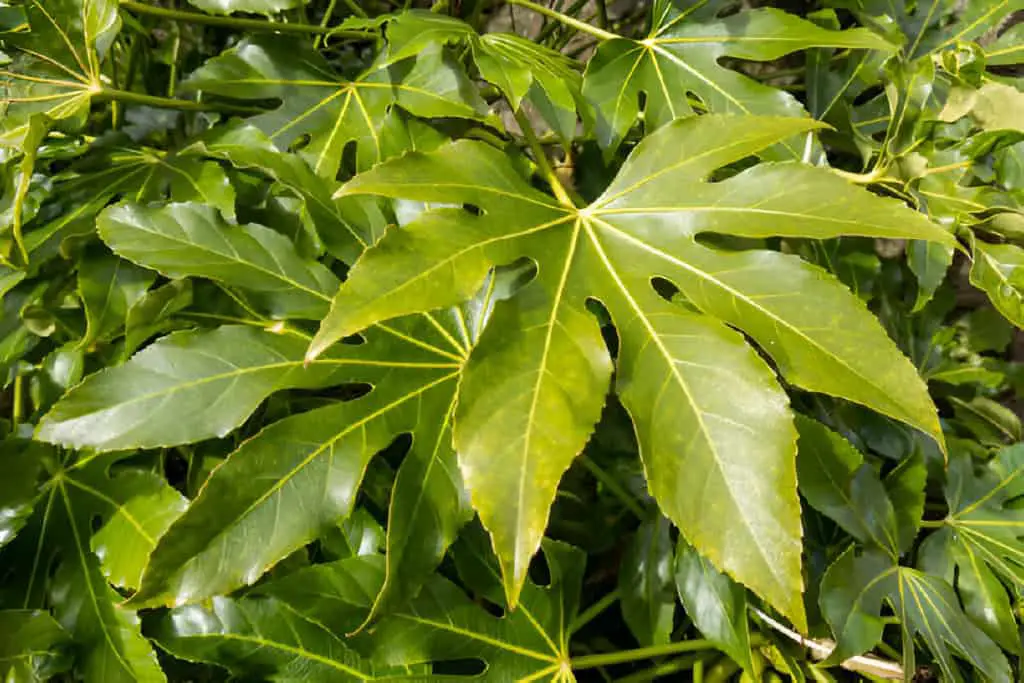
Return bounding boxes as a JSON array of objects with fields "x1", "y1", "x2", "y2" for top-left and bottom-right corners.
[{"x1": 3, "y1": 0, "x2": 1022, "y2": 679}]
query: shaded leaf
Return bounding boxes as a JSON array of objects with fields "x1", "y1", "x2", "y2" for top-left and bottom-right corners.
[
  {"x1": 0, "y1": 610, "x2": 72, "y2": 682},
  {"x1": 674, "y1": 540, "x2": 755, "y2": 673},
  {"x1": 0, "y1": 0, "x2": 120, "y2": 148},
  {"x1": 820, "y1": 547, "x2": 1011, "y2": 683},
  {"x1": 98, "y1": 201, "x2": 340, "y2": 319},
  {"x1": 619, "y1": 516, "x2": 675, "y2": 646}
]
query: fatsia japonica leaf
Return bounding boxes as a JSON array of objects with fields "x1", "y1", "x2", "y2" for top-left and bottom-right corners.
[
  {"x1": 0, "y1": 452, "x2": 185, "y2": 682},
  {"x1": 0, "y1": 441, "x2": 46, "y2": 550},
  {"x1": 795, "y1": 415, "x2": 925, "y2": 557},
  {"x1": 128, "y1": 316, "x2": 464, "y2": 608},
  {"x1": 151, "y1": 555, "x2": 399, "y2": 681},
  {"x1": 820, "y1": 547, "x2": 1012, "y2": 683},
  {"x1": 181, "y1": 122, "x2": 380, "y2": 262},
  {"x1": 673, "y1": 540, "x2": 755, "y2": 673},
  {"x1": 35, "y1": 326, "x2": 379, "y2": 451},
  {"x1": 619, "y1": 516, "x2": 675, "y2": 646},
  {"x1": 183, "y1": 35, "x2": 486, "y2": 179},
  {"x1": 0, "y1": 610, "x2": 72, "y2": 681},
  {"x1": 309, "y1": 114, "x2": 952, "y2": 625},
  {"x1": 77, "y1": 250, "x2": 155, "y2": 347},
  {"x1": 970, "y1": 238, "x2": 1024, "y2": 328},
  {"x1": 380, "y1": 11, "x2": 589, "y2": 141},
  {"x1": 155, "y1": 543, "x2": 583, "y2": 680},
  {"x1": 919, "y1": 444, "x2": 1024, "y2": 653},
  {"x1": 0, "y1": 0, "x2": 120, "y2": 148},
  {"x1": 581, "y1": 4, "x2": 893, "y2": 156},
  {"x1": 97, "y1": 201, "x2": 340, "y2": 319}
]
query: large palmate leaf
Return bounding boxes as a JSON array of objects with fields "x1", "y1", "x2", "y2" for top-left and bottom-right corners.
[
  {"x1": 0, "y1": 451, "x2": 184, "y2": 682},
  {"x1": 154, "y1": 542, "x2": 584, "y2": 680},
  {"x1": 581, "y1": 4, "x2": 892, "y2": 156},
  {"x1": 183, "y1": 35, "x2": 486, "y2": 180},
  {"x1": 919, "y1": 445, "x2": 1024, "y2": 653},
  {"x1": 0, "y1": 0, "x2": 120, "y2": 147},
  {"x1": 43, "y1": 198, "x2": 478, "y2": 613},
  {"x1": 307, "y1": 114, "x2": 953, "y2": 625},
  {"x1": 820, "y1": 547, "x2": 1012, "y2": 683}
]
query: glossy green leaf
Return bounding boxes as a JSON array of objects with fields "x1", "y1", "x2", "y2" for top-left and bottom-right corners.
[
  {"x1": 674, "y1": 540, "x2": 755, "y2": 673},
  {"x1": 919, "y1": 444, "x2": 1024, "y2": 653},
  {"x1": 182, "y1": 122, "x2": 377, "y2": 263},
  {"x1": 152, "y1": 556, "x2": 391, "y2": 681},
  {"x1": 0, "y1": 610, "x2": 72, "y2": 682},
  {"x1": 77, "y1": 250, "x2": 155, "y2": 346},
  {"x1": 0, "y1": 454, "x2": 181, "y2": 682},
  {"x1": 367, "y1": 540, "x2": 586, "y2": 679},
  {"x1": 820, "y1": 546, "x2": 1012, "y2": 683},
  {"x1": 98, "y1": 201, "x2": 340, "y2": 319},
  {"x1": 0, "y1": 441, "x2": 44, "y2": 550},
  {"x1": 0, "y1": 0, "x2": 120, "y2": 148},
  {"x1": 36, "y1": 326, "x2": 375, "y2": 451},
  {"x1": 383, "y1": 11, "x2": 588, "y2": 140},
  {"x1": 183, "y1": 35, "x2": 486, "y2": 179},
  {"x1": 970, "y1": 239, "x2": 1024, "y2": 328},
  {"x1": 129, "y1": 316, "x2": 463, "y2": 607},
  {"x1": 311, "y1": 114, "x2": 950, "y2": 624},
  {"x1": 796, "y1": 416, "x2": 924, "y2": 556},
  {"x1": 619, "y1": 516, "x2": 675, "y2": 646},
  {"x1": 582, "y1": 7, "x2": 893, "y2": 155}
]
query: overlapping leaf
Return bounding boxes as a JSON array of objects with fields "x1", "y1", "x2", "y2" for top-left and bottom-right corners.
[
  {"x1": 0, "y1": 610, "x2": 72, "y2": 681},
  {"x1": 821, "y1": 547, "x2": 1012, "y2": 683},
  {"x1": 920, "y1": 444, "x2": 1024, "y2": 653},
  {"x1": 155, "y1": 542, "x2": 584, "y2": 680},
  {"x1": 0, "y1": 451, "x2": 184, "y2": 682},
  {"x1": 581, "y1": 4, "x2": 893, "y2": 156},
  {"x1": 307, "y1": 114, "x2": 953, "y2": 626},
  {"x1": 183, "y1": 35, "x2": 487, "y2": 180},
  {"x1": 0, "y1": 0, "x2": 120, "y2": 148},
  {"x1": 380, "y1": 11, "x2": 589, "y2": 141}
]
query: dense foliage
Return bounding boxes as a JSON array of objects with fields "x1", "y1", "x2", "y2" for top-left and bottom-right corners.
[{"x1": 1, "y1": 0, "x2": 1023, "y2": 680}]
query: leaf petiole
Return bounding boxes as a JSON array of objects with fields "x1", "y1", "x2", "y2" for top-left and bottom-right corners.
[
  {"x1": 506, "y1": 0, "x2": 618, "y2": 41},
  {"x1": 118, "y1": 1, "x2": 374, "y2": 38}
]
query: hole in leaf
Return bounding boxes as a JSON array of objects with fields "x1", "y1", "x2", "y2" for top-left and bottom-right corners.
[
  {"x1": 377, "y1": 432, "x2": 412, "y2": 470},
  {"x1": 528, "y1": 550, "x2": 551, "y2": 587},
  {"x1": 685, "y1": 90, "x2": 707, "y2": 114},
  {"x1": 650, "y1": 276, "x2": 680, "y2": 302},
  {"x1": 586, "y1": 297, "x2": 619, "y2": 359},
  {"x1": 288, "y1": 133, "x2": 312, "y2": 154},
  {"x1": 464, "y1": 203, "x2": 484, "y2": 216},
  {"x1": 341, "y1": 333, "x2": 366, "y2": 346},
  {"x1": 853, "y1": 84, "x2": 884, "y2": 107}
]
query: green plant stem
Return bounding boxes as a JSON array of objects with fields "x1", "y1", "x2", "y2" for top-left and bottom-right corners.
[
  {"x1": 578, "y1": 455, "x2": 647, "y2": 518},
  {"x1": 920, "y1": 519, "x2": 947, "y2": 528},
  {"x1": 573, "y1": 637, "x2": 760, "y2": 670},
  {"x1": 506, "y1": 0, "x2": 618, "y2": 41},
  {"x1": 313, "y1": 0, "x2": 339, "y2": 48},
  {"x1": 94, "y1": 89, "x2": 263, "y2": 114},
  {"x1": 594, "y1": 0, "x2": 608, "y2": 29},
  {"x1": 340, "y1": 0, "x2": 369, "y2": 18},
  {"x1": 617, "y1": 654, "x2": 707, "y2": 683},
  {"x1": 11, "y1": 375, "x2": 23, "y2": 430},
  {"x1": 118, "y1": 1, "x2": 372, "y2": 37},
  {"x1": 570, "y1": 588, "x2": 620, "y2": 634},
  {"x1": 513, "y1": 107, "x2": 578, "y2": 208}
]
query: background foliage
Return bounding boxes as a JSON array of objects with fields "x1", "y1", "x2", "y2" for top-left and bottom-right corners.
[{"x1": 1, "y1": 0, "x2": 1023, "y2": 680}]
